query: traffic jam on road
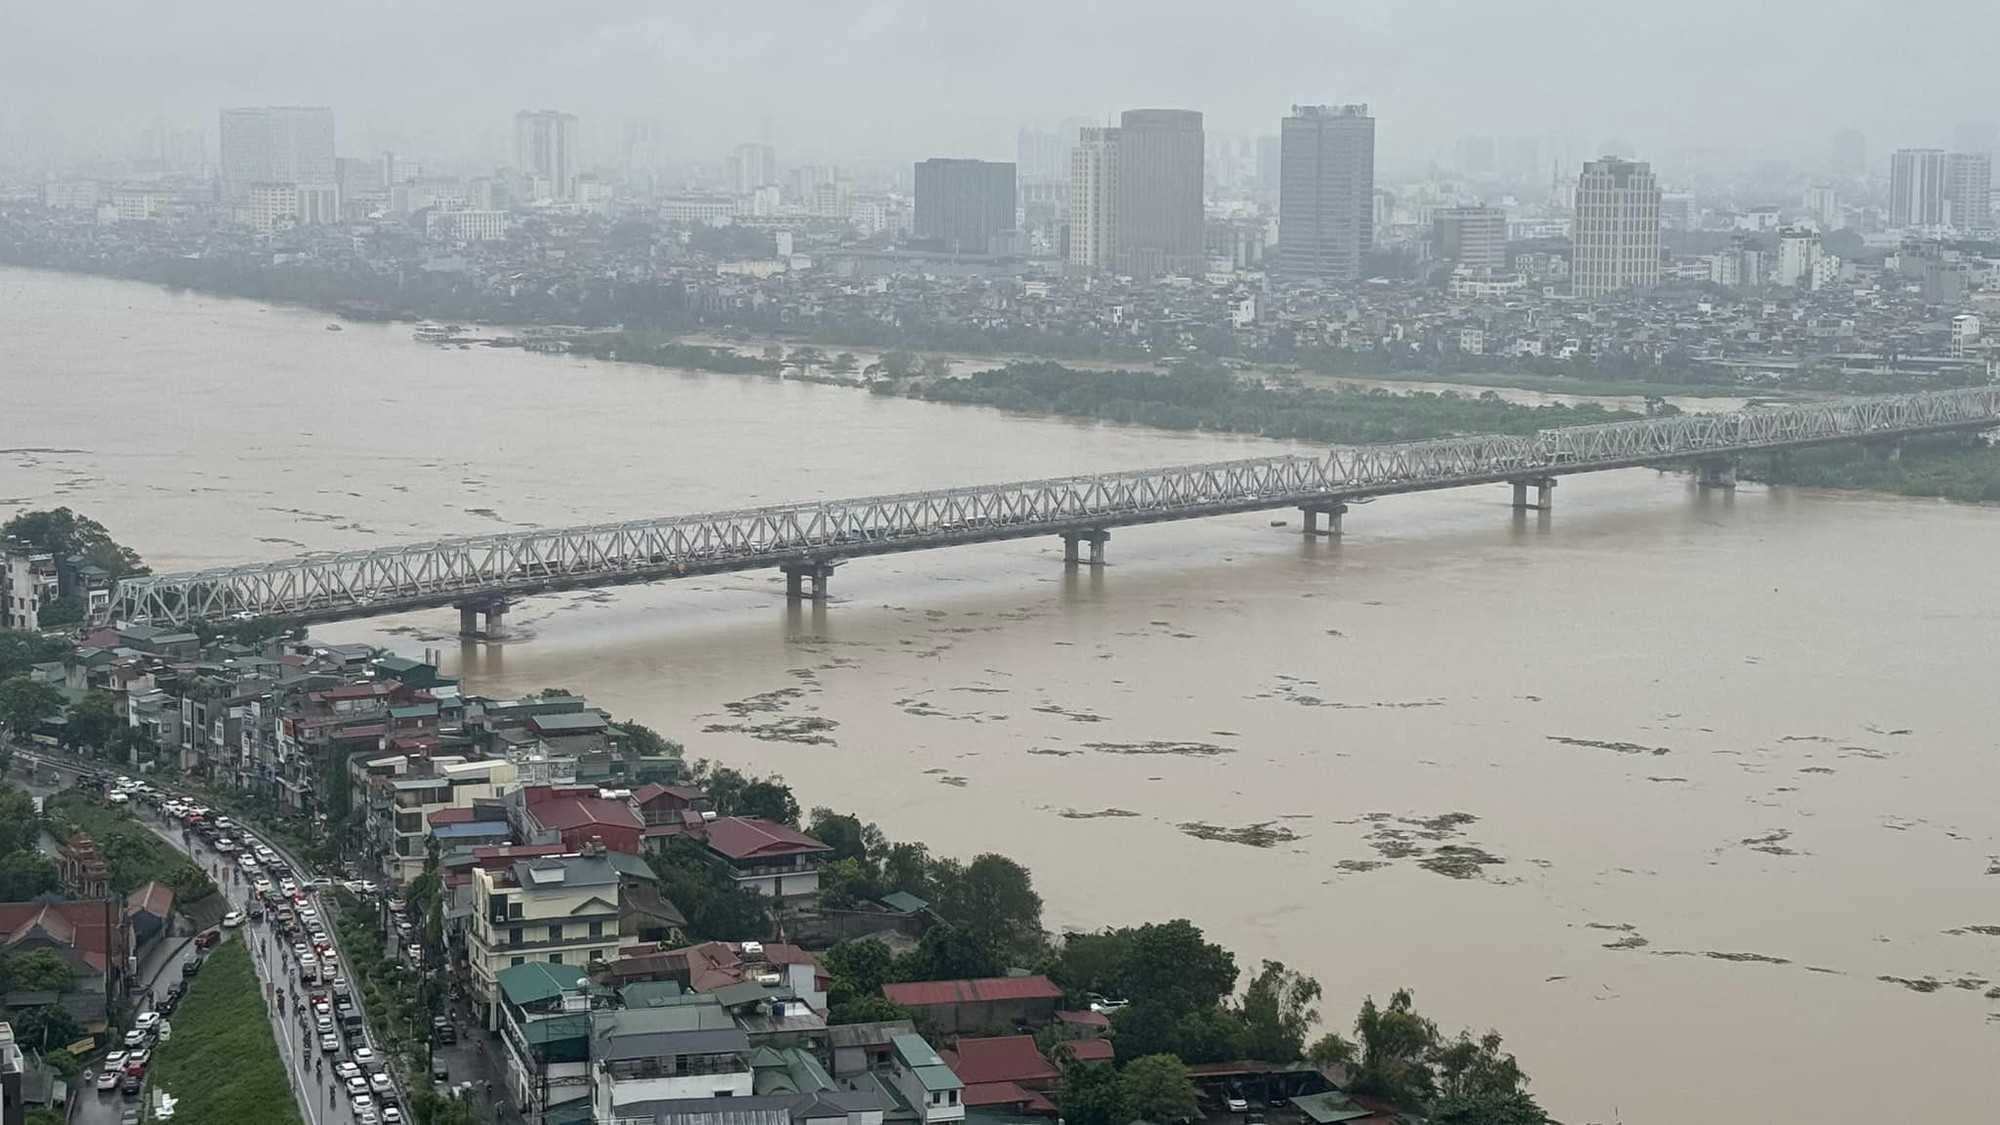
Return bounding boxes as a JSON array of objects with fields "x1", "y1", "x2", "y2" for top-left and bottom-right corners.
[{"x1": 72, "y1": 770, "x2": 407, "y2": 1125}]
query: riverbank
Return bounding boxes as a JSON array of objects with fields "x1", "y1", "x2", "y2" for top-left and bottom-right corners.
[{"x1": 1745, "y1": 432, "x2": 2000, "y2": 503}]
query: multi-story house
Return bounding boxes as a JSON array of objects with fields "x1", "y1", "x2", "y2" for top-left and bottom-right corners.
[
  {"x1": 368, "y1": 756, "x2": 519, "y2": 886},
  {"x1": 588, "y1": 996, "x2": 751, "y2": 1121},
  {"x1": 467, "y1": 852, "x2": 622, "y2": 1030}
]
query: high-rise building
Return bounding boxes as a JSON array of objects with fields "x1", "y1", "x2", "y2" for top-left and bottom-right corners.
[
  {"x1": 912, "y1": 159, "x2": 1017, "y2": 254},
  {"x1": 1945, "y1": 151, "x2": 1992, "y2": 231},
  {"x1": 732, "y1": 143, "x2": 777, "y2": 193},
  {"x1": 1571, "y1": 157, "x2": 1661, "y2": 298},
  {"x1": 1432, "y1": 206, "x2": 1507, "y2": 275},
  {"x1": 623, "y1": 120, "x2": 673, "y2": 173},
  {"x1": 514, "y1": 110, "x2": 580, "y2": 201},
  {"x1": 1116, "y1": 109, "x2": 1204, "y2": 277},
  {"x1": 218, "y1": 106, "x2": 335, "y2": 200},
  {"x1": 1016, "y1": 126, "x2": 1066, "y2": 182},
  {"x1": 1278, "y1": 104, "x2": 1375, "y2": 281},
  {"x1": 1890, "y1": 149, "x2": 1949, "y2": 227},
  {"x1": 1067, "y1": 126, "x2": 1121, "y2": 272},
  {"x1": 1774, "y1": 228, "x2": 1824, "y2": 288}
]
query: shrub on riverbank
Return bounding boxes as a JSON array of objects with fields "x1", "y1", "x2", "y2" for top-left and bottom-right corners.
[
  {"x1": 146, "y1": 939, "x2": 303, "y2": 1125},
  {"x1": 907, "y1": 361, "x2": 1640, "y2": 444},
  {"x1": 1747, "y1": 433, "x2": 2000, "y2": 502}
]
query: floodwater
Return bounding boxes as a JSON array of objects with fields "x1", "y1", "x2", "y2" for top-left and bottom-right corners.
[{"x1": 5, "y1": 266, "x2": 1998, "y2": 1124}]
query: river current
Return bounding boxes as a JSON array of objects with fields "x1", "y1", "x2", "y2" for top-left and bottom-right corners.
[{"x1": 4, "y1": 267, "x2": 1996, "y2": 1123}]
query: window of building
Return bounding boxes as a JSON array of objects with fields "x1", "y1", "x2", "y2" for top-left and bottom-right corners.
[
  {"x1": 588, "y1": 921, "x2": 603, "y2": 939},
  {"x1": 509, "y1": 926, "x2": 522, "y2": 946},
  {"x1": 510, "y1": 956, "x2": 525, "y2": 967},
  {"x1": 549, "y1": 953, "x2": 563, "y2": 964},
  {"x1": 548, "y1": 923, "x2": 563, "y2": 943}
]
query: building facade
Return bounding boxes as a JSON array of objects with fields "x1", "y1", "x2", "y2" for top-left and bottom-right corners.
[
  {"x1": 1116, "y1": 109, "x2": 1204, "y2": 277},
  {"x1": 912, "y1": 159, "x2": 1017, "y2": 255},
  {"x1": 1278, "y1": 104, "x2": 1376, "y2": 280},
  {"x1": 1432, "y1": 205, "x2": 1505, "y2": 276},
  {"x1": 1066, "y1": 127, "x2": 1120, "y2": 272},
  {"x1": 1946, "y1": 151, "x2": 1992, "y2": 231},
  {"x1": 1571, "y1": 157, "x2": 1661, "y2": 297},
  {"x1": 467, "y1": 854, "x2": 624, "y2": 1029},
  {"x1": 515, "y1": 110, "x2": 581, "y2": 201},
  {"x1": 1890, "y1": 149, "x2": 1948, "y2": 227},
  {"x1": 218, "y1": 106, "x2": 335, "y2": 201}
]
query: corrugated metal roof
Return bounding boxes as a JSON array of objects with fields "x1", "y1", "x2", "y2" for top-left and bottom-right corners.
[{"x1": 880, "y1": 975, "x2": 1061, "y2": 1008}]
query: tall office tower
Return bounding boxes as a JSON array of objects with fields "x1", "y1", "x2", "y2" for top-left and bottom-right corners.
[
  {"x1": 1570, "y1": 157, "x2": 1661, "y2": 298},
  {"x1": 1954, "y1": 121, "x2": 1998, "y2": 159},
  {"x1": 1830, "y1": 128, "x2": 1868, "y2": 177},
  {"x1": 1116, "y1": 109, "x2": 1205, "y2": 277},
  {"x1": 623, "y1": 120, "x2": 672, "y2": 173},
  {"x1": 513, "y1": 110, "x2": 580, "y2": 200},
  {"x1": 732, "y1": 143, "x2": 777, "y2": 193},
  {"x1": 1254, "y1": 135, "x2": 1281, "y2": 192},
  {"x1": 913, "y1": 159, "x2": 1018, "y2": 254},
  {"x1": 1432, "y1": 206, "x2": 1507, "y2": 274},
  {"x1": 1456, "y1": 135, "x2": 1497, "y2": 176},
  {"x1": 218, "y1": 106, "x2": 335, "y2": 199},
  {"x1": 1890, "y1": 149, "x2": 1949, "y2": 227},
  {"x1": 1016, "y1": 126, "x2": 1067, "y2": 181},
  {"x1": 1067, "y1": 126, "x2": 1121, "y2": 271},
  {"x1": 1277, "y1": 104, "x2": 1375, "y2": 281},
  {"x1": 1946, "y1": 151, "x2": 1993, "y2": 231}
]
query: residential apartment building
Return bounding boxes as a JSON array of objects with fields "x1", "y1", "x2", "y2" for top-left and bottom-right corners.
[
  {"x1": 0, "y1": 548, "x2": 54, "y2": 630},
  {"x1": 732, "y1": 144, "x2": 778, "y2": 193},
  {"x1": 1890, "y1": 148, "x2": 1949, "y2": 227},
  {"x1": 1117, "y1": 109, "x2": 1205, "y2": 277},
  {"x1": 698, "y1": 818, "x2": 831, "y2": 905},
  {"x1": 1571, "y1": 158, "x2": 1661, "y2": 297},
  {"x1": 912, "y1": 159, "x2": 1017, "y2": 255},
  {"x1": 1432, "y1": 205, "x2": 1506, "y2": 276},
  {"x1": 1946, "y1": 151, "x2": 1993, "y2": 231},
  {"x1": 515, "y1": 110, "x2": 581, "y2": 201},
  {"x1": 468, "y1": 853, "x2": 623, "y2": 1030},
  {"x1": 1278, "y1": 104, "x2": 1376, "y2": 280},
  {"x1": 589, "y1": 997, "x2": 752, "y2": 1121},
  {"x1": 1066, "y1": 127, "x2": 1120, "y2": 272},
  {"x1": 369, "y1": 756, "x2": 518, "y2": 885},
  {"x1": 495, "y1": 961, "x2": 598, "y2": 1124},
  {"x1": 218, "y1": 106, "x2": 335, "y2": 201},
  {"x1": 886, "y1": 1033, "x2": 964, "y2": 1125}
]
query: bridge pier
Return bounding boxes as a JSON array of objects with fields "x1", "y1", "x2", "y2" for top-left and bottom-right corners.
[
  {"x1": 453, "y1": 598, "x2": 509, "y2": 640},
  {"x1": 781, "y1": 561, "x2": 836, "y2": 604},
  {"x1": 1062, "y1": 530, "x2": 1110, "y2": 566},
  {"x1": 1300, "y1": 503, "x2": 1348, "y2": 537},
  {"x1": 1509, "y1": 477, "x2": 1557, "y2": 512},
  {"x1": 1696, "y1": 457, "x2": 1738, "y2": 489}
]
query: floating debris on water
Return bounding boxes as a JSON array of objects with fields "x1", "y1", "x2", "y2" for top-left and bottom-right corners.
[
  {"x1": 1177, "y1": 821, "x2": 1300, "y2": 848},
  {"x1": 700, "y1": 715, "x2": 838, "y2": 745},
  {"x1": 1085, "y1": 740, "x2": 1234, "y2": 756},
  {"x1": 1032, "y1": 703, "x2": 1110, "y2": 722},
  {"x1": 1418, "y1": 845, "x2": 1505, "y2": 879},
  {"x1": 1741, "y1": 829, "x2": 1799, "y2": 856},
  {"x1": 937, "y1": 776, "x2": 969, "y2": 788},
  {"x1": 1059, "y1": 808, "x2": 1140, "y2": 819},
  {"x1": 1548, "y1": 735, "x2": 1671, "y2": 756},
  {"x1": 1944, "y1": 925, "x2": 2000, "y2": 937},
  {"x1": 1334, "y1": 859, "x2": 1388, "y2": 873},
  {"x1": 723, "y1": 687, "x2": 808, "y2": 716},
  {"x1": 1026, "y1": 746, "x2": 1079, "y2": 757},
  {"x1": 1799, "y1": 766, "x2": 1836, "y2": 775}
]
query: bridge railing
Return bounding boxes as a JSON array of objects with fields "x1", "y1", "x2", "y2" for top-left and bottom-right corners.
[{"x1": 111, "y1": 387, "x2": 2000, "y2": 625}]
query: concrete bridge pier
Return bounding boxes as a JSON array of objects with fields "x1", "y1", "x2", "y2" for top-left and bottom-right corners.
[
  {"x1": 1300, "y1": 503, "x2": 1349, "y2": 536},
  {"x1": 1510, "y1": 477, "x2": 1557, "y2": 512},
  {"x1": 454, "y1": 597, "x2": 509, "y2": 639},
  {"x1": 1062, "y1": 530, "x2": 1110, "y2": 566},
  {"x1": 782, "y1": 561, "x2": 837, "y2": 603},
  {"x1": 1696, "y1": 457, "x2": 1738, "y2": 489},
  {"x1": 1864, "y1": 439, "x2": 1904, "y2": 462}
]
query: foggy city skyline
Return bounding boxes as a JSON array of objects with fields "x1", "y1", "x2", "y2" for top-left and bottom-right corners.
[{"x1": 7, "y1": 0, "x2": 2000, "y2": 173}]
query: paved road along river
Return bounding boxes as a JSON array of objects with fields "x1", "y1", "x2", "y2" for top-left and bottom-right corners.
[{"x1": 6, "y1": 267, "x2": 1999, "y2": 1123}]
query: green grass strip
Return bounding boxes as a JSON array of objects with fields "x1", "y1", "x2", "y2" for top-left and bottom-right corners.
[{"x1": 145, "y1": 939, "x2": 304, "y2": 1125}]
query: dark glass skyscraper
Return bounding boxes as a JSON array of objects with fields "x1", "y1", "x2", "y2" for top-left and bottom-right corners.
[
  {"x1": 1116, "y1": 109, "x2": 1204, "y2": 277},
  {"x1": 1278, "y1": 105, "x2": 1375, "y2": 280},
  {"x1": 913, "y1": 159, "x2": 1017, "y2": 254}
]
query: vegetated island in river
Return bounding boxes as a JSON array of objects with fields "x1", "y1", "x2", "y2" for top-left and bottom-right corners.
[{"x1": 894, "y1": 360, "x2": 2000, "y2": 502}]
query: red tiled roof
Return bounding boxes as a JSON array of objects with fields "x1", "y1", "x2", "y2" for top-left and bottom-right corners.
[
  {"x1": 1057, "y1": 1039, "x2": 1114, "y2": 1062},
  {"x1": 701, "y1": 817, "x2": 830, "y2": 861},
  {"x1": 1055, "y1": 1009, "x2": 1110, "y2": 1029},
  {"x1": 635, "y1": 783, "x2": 707, "y2": 808},
  {"x1": 960, "y1": 1082, "x2": 1057, "y2": 1113},
  {"x1": 528, "y1": 796, "x2": 643, "y2": 834},
  {"x1": 881, "y1": 975, "x2": 1062, "y2": 1008},
  {"x1": 428, "y1": 807, "x2": 478, "y2": 826},
  {"x1": 126, "y1": 881, "x2": 175, "y2": 919},
  {"x1": 939, "y1": 1036, "x2": 1060, "y2": 1086},
  {"x1": 0, "y1": 901, "x2": 119, "y2": 972}
]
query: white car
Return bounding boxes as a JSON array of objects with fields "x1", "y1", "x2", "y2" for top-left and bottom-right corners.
[
  {"x1": 1225, "y1": 1097, "x2": 1250, "y2": 1113},
  {"x1": 292, "y1": 942, "x2": 310, "y2": 959},
  {"x1": 134, "y1": 1012, "x2": 160, "y2": 1032},
  {"x1": 380, "y1": 1108, "x2": 403, "y2": 1124},
  {"x1": 334, "y1": 1061, "x2": 361, "y2": 1081},
  {"x1": 103, "y1": 1050, "x2": 127, "y2": 1071},
  {"x1": 346, "y1": 1076, "x2": 369, "y2": 1097},
  {"x1": 352, "y1": 1092, "x2": 374, "y2": 1111},
  {"x1": 358, "y1": 1109, "x2": 380, "y2": 1125},
  {"x1": 221, "y1": 911, "x2": 245, "y2": 928},
  {"x1": 368, "y1": 1071, "x2": 393, "y2": 1094},
  {"x1": 320, "y1": 1033, "x2": 340, "y2": 1053},
  {"x1": 351, "y1": 1046, "x2": 377, "y2": 1068},
  {"x1": 123, "y1": 1029, "x2": 146, "y2": 1048}
]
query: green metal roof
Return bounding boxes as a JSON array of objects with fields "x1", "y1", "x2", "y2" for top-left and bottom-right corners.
[
  {"x1": 892, "y1": 1033, "x2": 963, "y2": 1092},
  {"x1": 497, "y1": 960, "x2": 590, "y2": 1007},
  {"x1": 878, "y1": 891, "x2": 929, "y2": 914},
  {"x1": 1289, "y1": 1092, "x2": 1376, "y2": 1125}
]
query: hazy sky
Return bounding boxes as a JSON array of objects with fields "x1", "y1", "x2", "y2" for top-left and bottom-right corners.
[{"x1": 6, "y1": 0, "x2": 1996, "y2": 170}]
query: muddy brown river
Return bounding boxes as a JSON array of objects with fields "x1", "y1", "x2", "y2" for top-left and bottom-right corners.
[{"x1": 5, "y1": 266, "x2": 1996, "y2": 1123}]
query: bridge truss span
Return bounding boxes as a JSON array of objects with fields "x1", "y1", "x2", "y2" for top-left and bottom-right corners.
[{"x1": 112, "y1": 387, "x2": 2000, "y2": 627}]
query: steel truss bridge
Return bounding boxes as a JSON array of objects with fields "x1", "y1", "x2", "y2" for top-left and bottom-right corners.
[{"x1": 114, "y1": 387, "x2": 2000, "y2": 631}]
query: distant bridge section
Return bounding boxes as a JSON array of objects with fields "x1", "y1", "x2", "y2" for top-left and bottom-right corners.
[{"x1": 112, "y1": 387, "x2": 2000, "y2": 633}]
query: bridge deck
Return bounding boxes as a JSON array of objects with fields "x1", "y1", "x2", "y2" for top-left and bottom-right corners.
[{"x1": 113, "y1": 387, "x2": 2000, "y2": 626}]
